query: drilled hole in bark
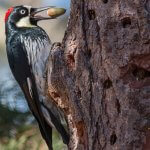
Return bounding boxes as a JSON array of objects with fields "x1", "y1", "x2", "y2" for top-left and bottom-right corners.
[
  {"x1": 103, "y1": 79, "x2": 112, "y2": 89},
  {"x1": 110, "y1": 132, "x2": 117, "y2": 145},
  {"x1": 78, "y1": 90, "x2": 81, "y2": 97},
  {"x1": 132, "y1": 66, "x2": 150, "y2": 80},
  {"x1": 76, "y1": 121, "x2": 84, "y2": 137},
  {"x1": 88, "y1": 10, "x2": 96, "y2": 20},
  {"x1": 67, "y1": 54, "x2": 75, "y2": 68},
  {"x1": 122, "y1": 17, "x2": 131, "y2": 28},
  {"x1": 116, "y1": 99, "x2": 121, "y2": 114},
  {"x1": 87, "y1": 49, "x2": 92, "y2": 58},
  {"x1": 102, "y1": 0, "x2": 108, "y2": 3},
  {"x1": 77, "y1": 88, "x2": 82, "y2": 100}
]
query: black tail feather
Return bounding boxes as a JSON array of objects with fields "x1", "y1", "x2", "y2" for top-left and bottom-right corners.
[
  {"x1": 20, "y1": 80, "x2": 54, "y2": 149},
  {"x1": 43, "y1": 104, "x2": 70, "y2": 145},
  {"x1": 38, "y1": 120, "x2": 53, "y2": 150}
]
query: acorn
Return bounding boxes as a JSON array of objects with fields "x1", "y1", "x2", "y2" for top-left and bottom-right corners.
[{"x1": 47, "y1": 8, "x2": 66, "y2": 17}]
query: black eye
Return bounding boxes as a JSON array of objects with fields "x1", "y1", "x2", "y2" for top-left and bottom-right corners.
[{"x1": 20, "y1": 9, "x2": 26, "y2": 15}]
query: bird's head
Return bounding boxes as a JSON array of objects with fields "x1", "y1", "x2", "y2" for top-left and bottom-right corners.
[{"x1": 5, "y1": 5, "x2": 66, "y2": 28}]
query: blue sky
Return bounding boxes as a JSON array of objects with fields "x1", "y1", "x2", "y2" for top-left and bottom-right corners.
[{"x1": 43, "y1": 0, "x2": 70, "y2": 9}]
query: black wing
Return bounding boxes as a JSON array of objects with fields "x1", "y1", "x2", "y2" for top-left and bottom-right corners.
[{"x1": 6, "y1": 40, "x2": 53, "y2": 149}]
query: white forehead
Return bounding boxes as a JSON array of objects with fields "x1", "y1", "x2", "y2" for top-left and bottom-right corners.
[
  {"x1": 23, "y1": 5, "x2": 31, "y2": 9},
  {"x1": 23, "y1": 5, "x2": 32, "y2": 12}
]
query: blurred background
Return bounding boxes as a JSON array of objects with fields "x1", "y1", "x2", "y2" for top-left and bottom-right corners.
[{"x1": 0, "y1": 0, "x2": 70, "y2": 149}]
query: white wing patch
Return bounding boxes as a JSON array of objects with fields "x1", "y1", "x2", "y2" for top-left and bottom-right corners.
[{"x1": 27, "y1": 77, "x2": 33, "y2": 98}]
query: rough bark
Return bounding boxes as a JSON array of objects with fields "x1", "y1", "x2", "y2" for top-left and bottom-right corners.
[{"x1": 46, "y1": 0, "x2": 150, "y2": 150}]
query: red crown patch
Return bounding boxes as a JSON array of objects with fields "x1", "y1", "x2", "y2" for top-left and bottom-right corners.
[{"x1": 5, "y1": 7, "x2": 14, "y2": 22}]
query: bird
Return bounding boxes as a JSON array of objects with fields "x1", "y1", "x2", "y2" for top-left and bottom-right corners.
[{"x1": 5, "y1": 5, "x2": 69, "y2": 150}]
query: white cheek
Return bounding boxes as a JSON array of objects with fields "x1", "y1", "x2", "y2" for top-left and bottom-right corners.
[{"x1": 16, "y1": 16, "x2": 36, "y2": 27}]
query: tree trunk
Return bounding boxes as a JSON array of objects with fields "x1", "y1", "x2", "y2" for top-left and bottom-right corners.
[{"x1": 46, "y1": 0, "x2": 150, "y2": 149}]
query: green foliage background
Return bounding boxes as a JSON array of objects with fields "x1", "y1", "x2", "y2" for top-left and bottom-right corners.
[{"x1": 0, "y1": 88, "x2": 67, "y2": 150}]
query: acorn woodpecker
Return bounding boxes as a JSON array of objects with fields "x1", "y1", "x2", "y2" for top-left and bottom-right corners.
[{"x1": 5, "y1": 5, "x2": 69, "y2": 150}]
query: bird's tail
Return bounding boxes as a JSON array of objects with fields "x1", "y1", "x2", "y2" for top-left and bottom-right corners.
[
  {"x1": 21, "y1": 78, "x2": 53, "y2": 150},
  {"x1": 42, "y1": 103, "x2": 70, "y2": 145},
  {"x1": 21, "y1": 75, "x2": 69, "y2": 150}
]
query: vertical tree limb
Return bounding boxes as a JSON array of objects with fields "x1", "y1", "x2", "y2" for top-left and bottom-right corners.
[{"x1": 46, "y1": 0, "x2": 150, "y2": 149}]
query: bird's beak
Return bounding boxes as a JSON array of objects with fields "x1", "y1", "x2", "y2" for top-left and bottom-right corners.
[{"x1": 30, "y1": 6, "x2": 66, "y2": 21}]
